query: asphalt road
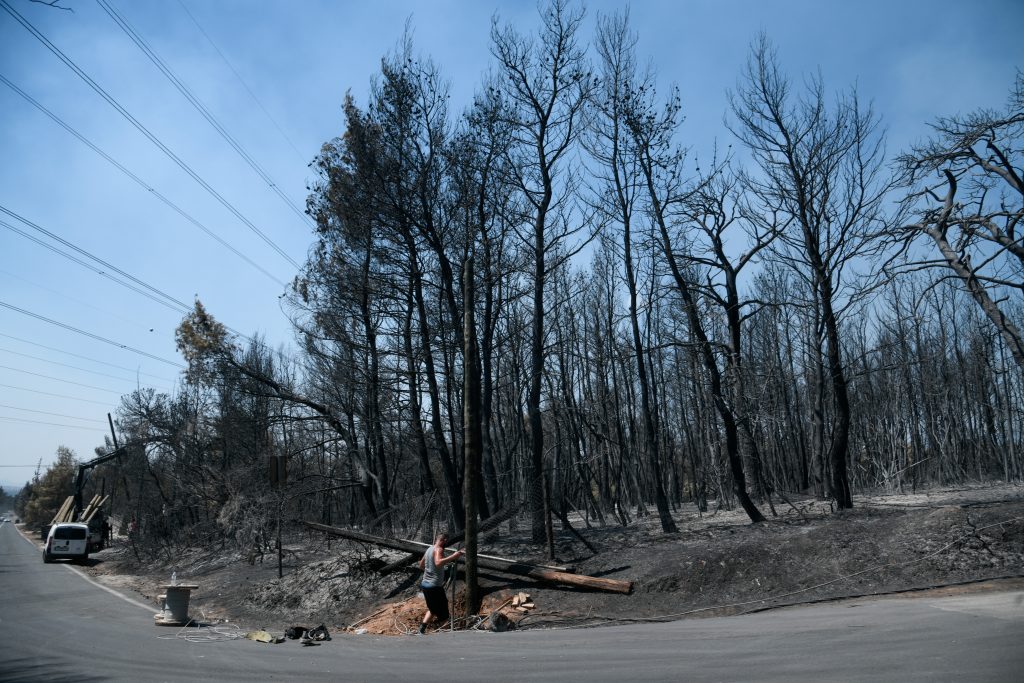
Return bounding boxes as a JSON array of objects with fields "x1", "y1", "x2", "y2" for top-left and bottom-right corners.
[{"x1": 1, "y1": 519, "x2": 1022, "y2": 682}]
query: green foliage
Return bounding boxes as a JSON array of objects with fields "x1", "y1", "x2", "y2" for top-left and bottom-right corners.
[
  {"x1": 175, "y1": 299, "x2": 235, "y2": 384},
  {"x1": 13, "y1": 481, "x2": 32, "y2": 519},
  {"x1": 20, "y1": 446, "x2": 78, "y2": 529}
]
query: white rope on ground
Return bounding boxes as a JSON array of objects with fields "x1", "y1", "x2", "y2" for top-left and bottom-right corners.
[
  {"x1": 459, "y1": 615, "x2": 487, "y2": 630},
  {"x1": 396, "y1": 617, "x2": 442, "y2": 636},
  {"x1": 348, "y1": 604, "x2": 390, "y2": 630},
  {"x1": 155, "y1": 610, "x2": 249, "y2": 643}
]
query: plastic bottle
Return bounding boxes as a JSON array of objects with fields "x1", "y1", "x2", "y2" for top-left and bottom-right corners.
[{"x1": 171, "y1": 571, "x2": 177, "y2": 586}]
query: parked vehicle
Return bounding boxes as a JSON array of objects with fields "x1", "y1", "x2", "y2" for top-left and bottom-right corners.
[
  {"x1": 43, "y1": 522, "x2": 90, "y2": 563},
  {"x1": 87, "y1": 521, "x2": 104, "y2": 552}
]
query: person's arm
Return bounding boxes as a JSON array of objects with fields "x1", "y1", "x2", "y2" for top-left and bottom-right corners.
[{"x1": 434, "y1": 545, "x2": 464, "y2": 567}]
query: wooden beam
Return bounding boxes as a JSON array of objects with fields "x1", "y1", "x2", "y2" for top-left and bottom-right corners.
[
  {"x1": 51, "y1": 497, "x2": 74, "y2": 525},
  {"x1": 401, "y1": 540, "x2": 574, "y2": 574},
  {"x1": 83, "y1": 495, "x2": 109, "y2": 522},
  {"x1": 78, "y1": 494, "x2": 102, "y2": 523},
  {"x1": 378, "y1": 502, "x2": 537, "y2": 575},
  {"x1": 305, "y1": 521, "x2": 632, "y2": 594}
]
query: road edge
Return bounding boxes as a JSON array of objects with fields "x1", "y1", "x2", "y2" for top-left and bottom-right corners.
[{"x1": 12, "y1": 521, "x2": 157, "y2": 615}]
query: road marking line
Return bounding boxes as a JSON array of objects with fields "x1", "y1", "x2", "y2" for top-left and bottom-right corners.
[
  {"x1": 63, "y1": 563, "x2": 157, "y2": 613},
  {"x1": 928, "y1": 592, "x2": 1024, "y2": 622},
  {"x1": 13, "y1": 522, "x2": 156, "y2": 614}
]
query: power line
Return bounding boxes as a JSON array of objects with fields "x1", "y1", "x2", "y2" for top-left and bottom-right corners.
[
  {"x1": 0, "y1": 415, "x2": 104, "y2": 431},
  {"x1": 0, "y1": 364, "x2": 131, "y2": 394},
  {"x1": 0, "y1": 216, "x2": 189, "y2": 315},
  {"x1": 1, "y1": 267, "x2": 170, "y2": 337},
  {"x1": 0, "y1": 383, "x2": 114, "y2": 406},
  {"x1": 0, "y1": 0, "x2": 302, "y2": 271},
  {"x1": 0, "y1": 204, "x2": 190, "y2": 311},
  {"x1": 0, "y1": 347, "x2": 173, "y2": 390},
  {"x1": 0, "y1": 72, "x2": 289, "y2": 287},
  {"x1": 0, "y1": 207, "x2": 254, "y2": 344},
  {"x1": 0, "y1": 300, "x2": 185, "y2": 368},
  {"x1": 0, "y1": 332, "x2": 174, "y2": 383},
  {"x1": 175, "y1": 0, "x2": 308, "y2": 166},
  {"x1": 97, "y1": 0, "x2": 316, "y2": 231},
  {"x1": 0, "y1": 404, "x2": 100, "y2": 422}
]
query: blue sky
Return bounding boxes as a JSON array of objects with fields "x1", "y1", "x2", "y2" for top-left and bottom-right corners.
[{"x1": 1, "y1": 0, "x2": 1021, "y2": 488}]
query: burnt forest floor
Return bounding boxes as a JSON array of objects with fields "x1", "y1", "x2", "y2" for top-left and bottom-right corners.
[{"x1": 52, "y1": 483, "x2": 1024, "y2": 637}]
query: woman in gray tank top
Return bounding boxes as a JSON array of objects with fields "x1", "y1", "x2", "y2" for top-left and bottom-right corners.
[{"x1": 418, "y1": 532, "x2": 464, "y2": 634}]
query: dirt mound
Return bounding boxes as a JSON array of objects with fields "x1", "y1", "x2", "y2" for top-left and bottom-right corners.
[{"x1": 349, "y1": 589, "x2": 524, "y2": 635}]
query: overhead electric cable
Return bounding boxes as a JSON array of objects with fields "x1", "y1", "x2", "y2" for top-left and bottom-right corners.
[
  {"x1": 0, "y1": 332, "x2": 174, "y2": 382},
  {"x1": 0, "y1": 205, "x2": 189, "y2": 312},
  {"x1": 1, "y1": 267, "x2": 170, "y2": 337},
  {"x1": 0, "y1": 364, "x2": 136, "y2": 394},
  {"x1": 0, "y1": 404, "x2": 100, "y2": 422},
  {"x1": 0, "y1": 209, "x2": 254, "y2": 343},
  {"x1": 0, "y1": 416, "x2": 103, "y2": 431},
  {"x1": 0, "y1": 0, "x2": 302, "y2": 270},
  {"x1": 0, "y1": 383, "x2": 114, "y2": 406},
  {"x1": 0, "y1": 72, "x2": 288, "y2": 287},
  {"x1": 175, "y1": 0, "x2": 308, "y2": 166},
  {"x1": 97, "y1": 0, "x2": 315, "y2": 230},
  {"x1": 0, "y1": 300, "x2": 185, "y2": 368},
  {"x1": 0, "y1": 347, "x2": 173, "y2": 389},
  {"x1": 1, "y1": 218, "x2": 188, "y2": 315}
]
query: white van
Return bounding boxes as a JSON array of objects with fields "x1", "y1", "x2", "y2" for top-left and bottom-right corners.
[{"x1": 44, "y1": 522, "x2": 90, "y2": 563}]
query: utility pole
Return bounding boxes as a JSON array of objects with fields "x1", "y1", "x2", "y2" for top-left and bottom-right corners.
[
  {"x1": 107, "y1": 412, "x2": 119, "y2": 449},
  {"x1": 463, "y1": 257, "x2": 482, "y2": 616}
]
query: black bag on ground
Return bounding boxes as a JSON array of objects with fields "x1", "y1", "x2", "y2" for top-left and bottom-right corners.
[
  {"x1": 285, "y1": 626, "x2": 309, "y2": 640},
  {"x1": 308, "y1": 624, "x2": 331, "y2": 641}
]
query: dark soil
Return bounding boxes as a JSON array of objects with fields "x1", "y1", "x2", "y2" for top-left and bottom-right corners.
[{"x1": 74, "y1": 483, "x2": 1024, "y2": 636}]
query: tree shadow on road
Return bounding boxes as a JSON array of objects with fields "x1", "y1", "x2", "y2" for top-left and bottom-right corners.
[{"x1": 0, "y1": 657, "x2": 107, "y2": 682}]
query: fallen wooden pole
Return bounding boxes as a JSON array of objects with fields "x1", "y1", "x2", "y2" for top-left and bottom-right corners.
[
  {"x1": 380, "y1": 547, "x2": 573, "y2": 576},
  {"x1": 399, "y1": 539, "x2": 574, "y2": 573},
  {"x1": 378, "y1": 501, "x2": 527, "y2": 575},
  {"x1": 304, "y1": 521, "x2": 631, "y2": 594},
  {"x1": 378, "y1": 551, "x2": 424, "y2": 576}
]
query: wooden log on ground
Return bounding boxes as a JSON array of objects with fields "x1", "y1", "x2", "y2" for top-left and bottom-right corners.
[{"x1": 305, "y1": 521, "x2": 631, "y2": 594}]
